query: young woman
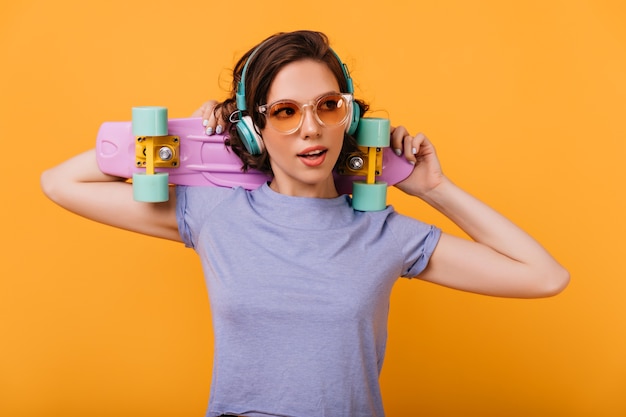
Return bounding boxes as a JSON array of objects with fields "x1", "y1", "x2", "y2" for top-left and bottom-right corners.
[{"x1": 41, "y1": 30, "x2": 569, "y2": 417}]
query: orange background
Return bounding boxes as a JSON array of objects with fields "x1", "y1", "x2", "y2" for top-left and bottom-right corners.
[{"x1": 1, "y1": 0, "x2": 625, "y2": 416}]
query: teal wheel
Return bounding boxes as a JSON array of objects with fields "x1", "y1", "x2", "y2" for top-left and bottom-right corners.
[
  {"x1": 352, "y1": 181, "x2": 388, "y2": 212},
  {"x1": 356, "y1": 118, "x2": 391, "y2": 148},
  {"x1": 132, "y1": 172, "x2": 170, "y2": 202},
  {"x1": 132, "y1": 106, "x2": 168, "y2": 136}
]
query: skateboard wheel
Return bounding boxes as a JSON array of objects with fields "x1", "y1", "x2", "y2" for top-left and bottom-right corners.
[
  {"x1": 356, "y1": 118, "x2": 390, "y2": 148},
  {"x1": 351, "y1": 181, "x2": 388, "y2": 211},
  {"x1": 132, "y1": 106, "x2": 168, "y2": 136},
  {"x1": 132, "y1": 172, "x2": 170, "y2": 202}
]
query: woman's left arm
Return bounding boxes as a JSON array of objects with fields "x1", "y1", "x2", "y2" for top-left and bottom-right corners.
[{"x1": 392, "y1": 127, "x2": 570, "y2": 298}]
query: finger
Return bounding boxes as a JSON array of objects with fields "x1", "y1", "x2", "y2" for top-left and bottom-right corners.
[
  {"x1": 199, "y1": 100, "x2": 219, "y2": 135},
  {"x1": 390, "y1": 125, "x2": 408, "y2": 156},
  {"x1": 403, "y1": 134, "x2": 417, "y2": 163},
  {"x1": 201, "y1": 100, "x2": 217, "y2": 120},
  {"x1": 412, "y1": 132, "x2": 428, "y2": 153},
  {"x1": 202, "y1": 111, "x2": 216, "y2": 134},
  {"x1": 408, "y1": 132, "x2": 429, "y2": 163},
  {"x1": 214, "y1": 113, "x2": 224, "y2": 135}
]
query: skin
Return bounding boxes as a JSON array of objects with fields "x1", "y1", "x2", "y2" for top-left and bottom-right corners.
[{"x1": 41, "y1": 59, "x2": 569, "y2": 299}]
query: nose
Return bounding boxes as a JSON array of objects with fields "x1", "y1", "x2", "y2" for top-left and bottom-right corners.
[{"x1": 299, "y1": 105, "x2": 322, "y2": 139}]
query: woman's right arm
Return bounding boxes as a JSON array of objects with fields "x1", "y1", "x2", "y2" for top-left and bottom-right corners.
[{"x1": 40, "y1": 149, "x2": 181, "y2": 242}]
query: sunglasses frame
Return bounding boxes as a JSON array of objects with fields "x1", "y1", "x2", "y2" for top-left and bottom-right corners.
[{"x1": 257, "y1": 93, "x2": 353, "y2": 134}]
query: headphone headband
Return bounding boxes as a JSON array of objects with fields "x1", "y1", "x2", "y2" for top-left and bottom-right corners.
[
  {"x1": 330, "y1": 49, "x2": 354, "y2": 95},
  {"x1": 236, "y1": 44, "x2": 264, "y2": 111},
  {"x1": 237, "y1": 44, "x2": 355, "y2": 110}
]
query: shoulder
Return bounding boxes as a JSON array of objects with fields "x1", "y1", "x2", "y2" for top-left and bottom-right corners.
[
  {"x1": 176, "y1": 185, "x2": 251, "y2": 247},
  {"x1": 361, "y1": 204, "x2": 432, "y2": 231},
  {"x1": 176, "y1": 185, "x2": 247, "y2": 211},
  {"x1": 351, "y1": 204, "x2": 439, "y2": 244},
  {"x1": 378, "y1": 206, "x2": 441, "y2": 253}
]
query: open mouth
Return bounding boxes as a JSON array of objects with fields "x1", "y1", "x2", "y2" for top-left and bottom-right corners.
[
  {"x1": 297, "y1": 147, "x2": 329, "y2": 167},
  {"x1": 297, "y1": 149, "x2": 327, "y2": 159}
]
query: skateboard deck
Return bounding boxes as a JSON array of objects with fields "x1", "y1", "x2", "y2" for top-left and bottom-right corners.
[{"x1": 96, "y1": 115, "x2": 414, "y2": 197}]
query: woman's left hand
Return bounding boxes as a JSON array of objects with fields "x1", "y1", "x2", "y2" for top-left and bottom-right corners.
[{"x1": 391, "y1": 126, "x2": 446, "y2": 198}]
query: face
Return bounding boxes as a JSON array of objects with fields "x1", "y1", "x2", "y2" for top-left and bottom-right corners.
[{"x1": 260, "y1": 59, "x2": 347, "y2": 198}]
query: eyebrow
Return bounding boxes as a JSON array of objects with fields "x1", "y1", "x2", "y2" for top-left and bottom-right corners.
[{"x1": 264, "y1": 91, "x2": 342, "y2": 105}]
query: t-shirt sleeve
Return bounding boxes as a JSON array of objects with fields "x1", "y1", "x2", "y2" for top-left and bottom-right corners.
[
  {"x1": 176, "y1": 185, "x2": 234, "y2": 249},
  {"x1": 387, "y1": 211, "x2": 442, "y2": 278}
]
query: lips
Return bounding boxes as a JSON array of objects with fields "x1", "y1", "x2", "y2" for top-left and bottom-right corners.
[
  {"x1": 297, "y1": 146, "x2": 328, "y2": 167},
  {"x1": 298, "y1": 149, "x2": 326, "y2": 157}
]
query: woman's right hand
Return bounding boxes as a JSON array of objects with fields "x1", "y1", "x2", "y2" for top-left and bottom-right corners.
[{"x1": 191, "y1": 100, "x2": 224, "y2": 136}]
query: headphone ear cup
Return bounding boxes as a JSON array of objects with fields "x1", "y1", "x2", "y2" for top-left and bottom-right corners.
[
  {"x1": 236, "y1": 115, "x2": 264, "y2": 155},
  {"x1": 346, "y1": 101, "x2": 361, "y2": 136}
]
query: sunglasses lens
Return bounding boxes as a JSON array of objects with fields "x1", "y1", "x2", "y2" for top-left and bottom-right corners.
[
  {"x1": 268, "y1": 102, "x2": 301, "y2": 132},
  {"x1": 316, "y1": 94, "x2": 349, "y2": 126}
]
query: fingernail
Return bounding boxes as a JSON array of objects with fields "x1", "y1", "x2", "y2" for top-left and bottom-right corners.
[
  {"x1": 409, "y1": 160, "x2": 416, "y2": 165},
  {"x1": 411, "y1": 147, "x2": 417, "y2": 154},
  {"x1": 394, "y1": 148, "x2": 402, "y2": 156},
  {"x1": 215, "y1": 125, "x2": 223, "y2": 135},
  {"x1": 202, "y1": 119, "x2": 209, "y2": 127},
  {"x1": 205, "y1": 127, "x2": 213, "y2": 135}
]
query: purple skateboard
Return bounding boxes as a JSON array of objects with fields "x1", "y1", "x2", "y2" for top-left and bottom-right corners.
[{"x1": 96, "y1": 108, "x2": 414, "y2": 210}]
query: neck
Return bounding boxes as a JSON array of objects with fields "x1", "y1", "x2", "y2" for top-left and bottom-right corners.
[{"x1": 269, "y1": 177, "x2": 339, "y2": 198}]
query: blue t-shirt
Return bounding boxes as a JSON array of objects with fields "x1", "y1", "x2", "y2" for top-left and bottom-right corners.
[{"x1": 176, "y1": 183, "x2": 441, "y2": 417}]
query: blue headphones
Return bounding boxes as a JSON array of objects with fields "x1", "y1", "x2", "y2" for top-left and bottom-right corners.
[{"x1": 234, "y1": 46, "x2": 361, "y2": 155}]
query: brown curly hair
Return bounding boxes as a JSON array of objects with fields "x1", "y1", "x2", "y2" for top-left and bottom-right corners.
[{"x1": 213, "y1": 30, "x2": 368, "y2": 175}]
